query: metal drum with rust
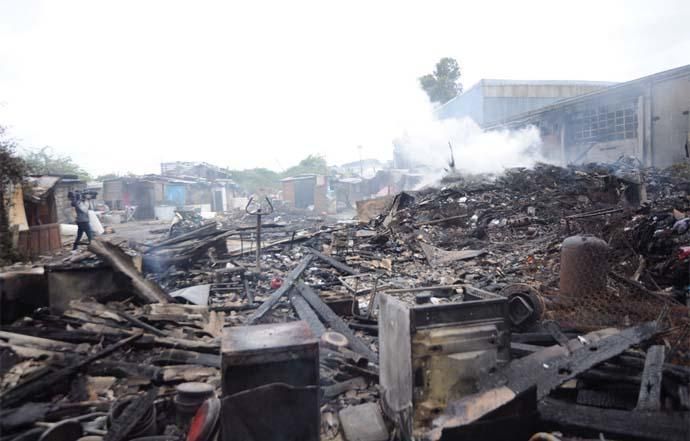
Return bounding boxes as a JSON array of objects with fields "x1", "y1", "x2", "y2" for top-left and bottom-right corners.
[{"x1": 559, "y1": 235, "x2": 610, "y2": 298}]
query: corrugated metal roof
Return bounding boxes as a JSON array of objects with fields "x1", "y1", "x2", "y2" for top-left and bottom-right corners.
[
  {"x1": 484, "y1": 63, "x2": 690, "y2": 129},
  {"x1": 479, "y1": 79, "x2": 617, "y2": 87},
  {"x1": 23, "y1": 176, "x2": 61, "y2": 201}
]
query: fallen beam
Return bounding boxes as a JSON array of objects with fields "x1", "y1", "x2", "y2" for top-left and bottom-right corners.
[
  {"x1": 245, "y1": 255, "x2": 313, "y2": 325},
  {"x1": 228, "y1": 229, "x2": 338, "y2": 257},
  {"x1": 0, "y1": 333, "x2": 142, "y2": 408},
  {"x1": 289, "y1": 289, "x2": 326, "y2": 337},
  {"x1": 539, "y1": 398, "x2": 690, "y2": 441},
  {"x1": 0, "y1": 331, "x2": 81, "y2": 353},
  {"x1": 413, "y1": 213, "x2": 469, "y2": 227},
  {"x1": 295, "y1": 280, "x2": 378, "y2": 363},
  {"x1": 636, "y1": 345, "x2": 665, "y2": 411},
  {"x1": 428, "y1": 322, "x2": 659, "y2": 439},
  {"x1": 88, "y1": 239, "x2": 172, "y2": 304},
  {"x1": 151, "y1": 348, "x2": 221, "y2": 368},
  {"x1": 305, "y1": 247, "x2": 359, "y2": 275},
  {"x1": 145, "y1": 223, "x2": 221, "y2": 252}
]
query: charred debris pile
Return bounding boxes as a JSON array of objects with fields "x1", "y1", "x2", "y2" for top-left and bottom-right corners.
[{"x1": 1, "y1": 161, "x2": 689, "y2": 441}]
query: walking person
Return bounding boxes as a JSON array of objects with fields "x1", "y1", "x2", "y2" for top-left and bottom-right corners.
[{"x1": 70, "y1": 191, "x2": 93, "y2": 250}]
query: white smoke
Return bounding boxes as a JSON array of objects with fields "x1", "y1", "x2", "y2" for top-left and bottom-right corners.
[{"x1": 393, "y1": 116, "x2": 546, "y2": 187}]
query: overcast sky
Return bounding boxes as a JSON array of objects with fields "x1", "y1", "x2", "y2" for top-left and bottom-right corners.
[{"x1": 1, "y1": 0, "x2": 689, "y2": 176}]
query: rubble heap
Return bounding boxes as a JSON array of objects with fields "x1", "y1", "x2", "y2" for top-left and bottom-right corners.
[{"x1": 1, "y1": 161, "x2": 689, "y2": 441}]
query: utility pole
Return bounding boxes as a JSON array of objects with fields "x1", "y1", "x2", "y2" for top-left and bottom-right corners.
[{"x1": 357, "y1": 145, "x2": 363, "y2": 177}]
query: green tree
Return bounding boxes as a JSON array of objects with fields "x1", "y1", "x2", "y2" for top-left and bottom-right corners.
[
  {"x1": 230, "y1": 168, "x2": 281, "y2": 194},
  {"x1": 23, "y1": 147, "x2": 91, "y2": 181},
  {"x1": 0, "y1": 127, "x2": 28, "y2": 263},
  {"x1": 282, "y1": 154, "x2": 328, "y2": 177},
  {"x1": 230, "y1": 155, "x2": 329, "y2": 195},
  {"x1": 96, "y1": 173, "x2": 120, "y2": 181},
  {"x1": 419, "y1": 57, "x2": 462, "y2": 104}
]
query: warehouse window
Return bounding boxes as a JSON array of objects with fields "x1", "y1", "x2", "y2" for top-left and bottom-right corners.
[{"x1": 572, "y1": 100, "x2": 638, "y2": 143}]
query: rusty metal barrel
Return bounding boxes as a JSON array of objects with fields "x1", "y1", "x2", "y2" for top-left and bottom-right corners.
[{"x1": 559, "y1": 235, "x2": 610, "y2": 298}]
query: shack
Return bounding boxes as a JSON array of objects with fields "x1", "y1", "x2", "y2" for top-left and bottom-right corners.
[
  {"x1": 23, "y1": 175, "x2": 85, "y2": 225},
  {"x1": 281, "y1": 174, "x2": 330, "y2": 213}
]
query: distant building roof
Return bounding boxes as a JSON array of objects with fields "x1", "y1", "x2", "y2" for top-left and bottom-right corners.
[
  {"x1": 281, "y1": 174, "x2": 322, "y2": 182},
  {"x1": 435, "y1": 78, "x2": 619, "y2": 125},
  {"x1": 161, "y1": 161, "x2": 232, "y2": 179},
  {"x1": 484, "y1": 63, "x2": 690, "y2": 129}
]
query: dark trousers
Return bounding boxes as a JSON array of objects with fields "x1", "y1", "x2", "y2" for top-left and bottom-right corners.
[{"x1": 73, "y1": 221, "x2": 93, "y2": 249}]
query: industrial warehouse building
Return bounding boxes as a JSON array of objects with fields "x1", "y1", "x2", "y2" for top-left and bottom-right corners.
[
  {"x1": 485, "y1": 64, "x2": 690, "y2": 167},
  {"x1": 436, "y1": 79, "x2": 616, "y2": 126}
]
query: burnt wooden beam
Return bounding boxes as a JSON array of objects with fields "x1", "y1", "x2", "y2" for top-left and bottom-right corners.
[
  {"x1": 539, "y1": 398, "x2": 690, "y2": 441},
  {"x1": 151, "y1": 348, "x2": 221, "y2": 368},
  {"x1": 0, "y1": 333, "x2": 142, "y2": 408},
  {"x1": 87, "y1": 361, "x2": 161, "y2": 380},
  {"x1": 246, "y1": 255, "x2": 313, "y2": 325},
  {"x1": 636, "y1": 345, "x2": 665, "y2": 411},
  {"x1": 305, "y1": 247, "x2": 359, "y2": 275},
  {"x1": 145, "y1": 223, "x2": 221, "y2": 251},
  {"x1": 295, "y1": 280, "x2": 378, "y2": 363},
  {"x1": 322, "y1": 377, "x2": 367, "y2": 399},
  {"x1": 543, "y1": 321, "x2": 570, "y2": 349},
  {"x1": 289, "y1": 289, "x2": 326, "y2": 337},
  {"x1": 510, "y1": 342, "x2": 543, "y2": 357},
  {"x1": 115, "y1": 310, "x2": 167, "y2": 337},
  {"x1": 428, "y1": 322, "x2": 660, "y2": 439},
  {"x1": 88, "y1": 239, "x2": 172, "y2": 304}
]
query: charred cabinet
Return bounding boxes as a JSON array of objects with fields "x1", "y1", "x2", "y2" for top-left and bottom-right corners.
[
  {"x1": 220, "y1": 321, "x2": 319, "y2": 441},
  {"x1": 378, "y1": 294, "x2": 510, "y2": 440}
]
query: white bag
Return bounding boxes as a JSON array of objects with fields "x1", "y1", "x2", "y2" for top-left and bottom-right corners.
[{"x1": 88, "y1": 210, "x2": 105, "y2": 235}]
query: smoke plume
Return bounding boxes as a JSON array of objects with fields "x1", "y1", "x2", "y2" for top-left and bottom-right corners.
[{"x1": 393, "y1": 116, "x2": 546, "y2": 187}]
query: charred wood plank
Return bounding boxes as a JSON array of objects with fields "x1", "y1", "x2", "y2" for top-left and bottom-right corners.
[
  {"x1": 322, "y1": 377, "x2": 367, "y2": 399},
  {"x1": 88, "y1": 239, "x2": 172, "y2": 304},
  {"x1": 0, "y1": 333, "x2": 142, "y2": 408},
  {"x1": 538, "y1": 397, "x2": 690, "y2": 441},
  {"x1": 576, "y1": 388, "x2": 634, "y2": 410},
  {"x1": 617, "y1": 352, "x2": 690, "y2": 383},
  {"x1": 150, "y1": 348, "x2": 221, "y2": 368},
  {"x1": 246, "y1": 255, "x2": 313, "y2": 325},
  {"x1": 289, "y1": 289, "x2": 326, "y2": 337},
  {"x1": 510, "y1": 342, "x2": 543, "y2": 357},
  {"x1": 146, "y1": 223, "x2": 220, "y2": 252},
  {"x1": 114, "y1": 310, "x2": 167, "y2": 337},
  {"x1": 0, "y1": 331, "x2": 81, "y2": 353},
  {"x1": 209, "y1": 303, "x2": 260, "y2": 312},
  {"x1": 511, "y1": 332, "x2": 576, "y2": 345},
  {"x1": 636, "y1": 345, "x2": 665, "y2": 411},
  {"x1": 348, "y1": 322, "x2": 378, "y2": 335},
  {"x1": 543, "y1": 321, "x2": 570, "y2": 349},
  {"x1": 413, "y1": 214, "x2": 469, "y2": 227},
  {"x1": 295, "y1": 281, "x2": 378, "y2": 363},
  {"x1": 305, "y1": 247, "x2": 359, "y2": 275},
  {"x1": 428, "y1": 322, "x2": 660, "y2": 439},
  {"x1": 87, "y1": 361, "x2": 161, "y2": 380}
]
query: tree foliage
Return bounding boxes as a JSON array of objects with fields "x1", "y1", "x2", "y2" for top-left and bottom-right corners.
[
  {"x1": 96, "y1": 173, "x2": 119, "y2": 181},
  {"x1": 282, "y1": 154, "x2": 328, "y2": 177},
  {"x1": 230, "y1": 155, "x2": 329, "y2": 195},
  {"x1": 230, "y1": 168, "x2": 281, "y2": 194},
  {"x1": 0, "y1": 127, "x2": 28, "y2": 264},
  {"x1": 23, "y1": 147, "x2": 91, "y2": 181},
  {"x1": 419, "y1": 57, "x2": 462, "y2": 104}
]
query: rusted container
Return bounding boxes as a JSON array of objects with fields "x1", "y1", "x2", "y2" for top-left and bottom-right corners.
[{"x1": 560, "y1": 235, "x2": 610, "y2": 298}]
